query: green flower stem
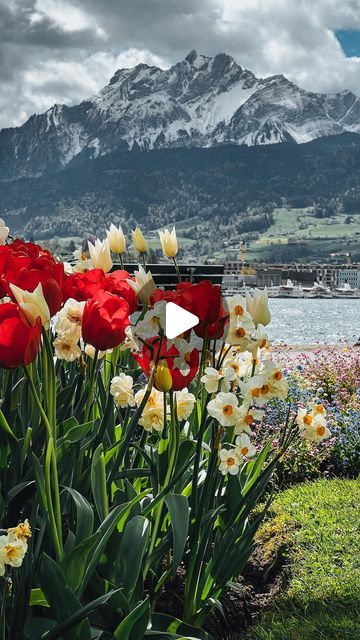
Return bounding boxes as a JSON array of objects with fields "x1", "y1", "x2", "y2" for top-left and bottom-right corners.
[
  {"x1": 0, "y1": 572, "x2": 8, "y2": 640},
  {"x1": 120, "y1": 253, "x2": 125, "y2": 269},
  {"x1": 141, "y1": 252, "x2": 147, "y2": 270},
  {"x1": 45, "y1": 438, "x2": 63, "y2": 562},
  {"x1": 108, "y1": 376, "x2": 154, "y2": 485},
  {"x1": 42, "y1": 330, "x2": 57, "y2": 435},
  {"x1": 23, "y1": 366, "x2": 52, "y2": 440},
  {"x1": 172, "y1": 257, "x2": 182, "y2": 283},
  {"x1": 0, "y1": 409, "x2": 15, "y2": 441},
  {"x1": 84, "y1": 349, "x2": 99, "y2": 423}
]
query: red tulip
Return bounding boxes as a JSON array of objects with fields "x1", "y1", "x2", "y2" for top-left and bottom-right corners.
[
  {"x1": 62, "y1": 269, "x2": 105, "y2": 302},
  {"x1": 82, "y1": 291, "x2": 130, "y2": 350},
  {"x1": 151, "y1": 280, "x2": 228, "y2": 340},
  {"x1": 134, "y1": 337, "x2": 199, "y2": 391},
  {"x1": 1, "y1": 240, "x2": 64, "y2": 316},
  {"x1": 101, "y1": 271, "x2": 138, "y2": 314},
  {"x1": 0, "y1": 303, "x2": 42, "y2": 369}
]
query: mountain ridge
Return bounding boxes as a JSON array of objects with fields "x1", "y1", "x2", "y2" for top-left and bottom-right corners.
[{"x1": 1, "y1": 50, "x2": 359, "y2": 180}]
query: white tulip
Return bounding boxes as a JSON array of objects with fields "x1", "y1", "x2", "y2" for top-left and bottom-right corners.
[
  {"x1": 88, "y1": 238, "x2": 113, "y2": 273},
  {"x1": 106, "y1": 223, "x2": 126, "y2": 255},
  {"x1": 10, "y1": 282, "x2": 50, "y2": 329},
  {"x1": 127, "y1": 265, "x2": 156, "y2": 305},
  {"x1": 159, "y1": 227, "x2": 178, "y2": 258},
  {"x1": 246, "y1": 288, "x2": 271, "y2": 327}
]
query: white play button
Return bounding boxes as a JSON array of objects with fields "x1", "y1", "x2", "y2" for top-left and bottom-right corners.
[{"x1": 165, "y1": 302, "x2": 199, "y2": 339}]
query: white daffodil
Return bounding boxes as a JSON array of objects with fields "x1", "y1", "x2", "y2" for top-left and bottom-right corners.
[
  {"x1": 72, "y1": 248, "x2": 92, "y2": 273},
  {"x1": 106, "y1": 223, "x2": 126, "y2": 255},
  {"x1": 234, "y1": 405, "x2": 265, "y2": 435},
  {"x1": 207, "y1": 392, "x2": 239, "y2": 427},
  {"x1": 56, "y1": 298, "x2": 85, "y2": 333},
  {"x1": 174, "y1": 388, "x2": 196, "y2": 420},
  {"x1": 235, "y1": 433, "x2": 257, "y2": 459},
  {"x1": 226, "y1": 316, "x2": 255, "y2": 349},
  {"x1": 247, "y1": 324, "x2": 271, "y2": 354},
  {"x1": 88, "y1": 238, "x2": 112, "y2": 273},
  {"x1": 218, "y1": 448, "x2": 241, "y2": 476},
  {"x1": 159, "y1": 227, "x2": 178, "y2": 258},
  {"x1": 127, "y1": 265, "x2": 156, "y2": 305},
  {"x1": 0, "y1": 219, "x2": 9, "y2": 245},
  {"x1": 139, "y1": 406, "x2": 164, "y2": 433},
  {"x1": 308, "y1": 401, "x2": 327, "y2": 418},
  {"x1": 296, "y1": 407, "x2": 315, "y2": 430},
  {"x1": 222, "y1": 349, "x2": 254, "y2": 379},
  {"x1": 262, "y1": 361, "x2": 289, "y2": 401},
  {"x1": 0, "y1": 534, "x2": 28, "y2": 575},
  {"x1": 246, "y1": 288, "x2": 271, "y2": 327},
  {"x1": 239, "y1": 375, "x2": 272, "y2": 407},
  {"x1": 10, "y1": 282, "x2": 51, "y2": 329},
  {"x1": 172, "y1": 339, "x2": 195, "y2": 376},
  {"x1": 110, "y1": 373, "x2": 135, "y2": 408},
  {"x1": 135, "y1": 388, "x2": 164, "y2": 412},
  {"x1": 226, "y1": 294, "x2": 248, "y2": 321},
  {"x1": 53, "y1": 325, "x2": 81, "y2": 362},
  {"x1": 300, "y1": 413, "x2": 330, "y2": 443},
  {"x1": 135, "y1": 300, "x2": 167, "y2": 338},
  {"x1": 132, "y1": 227, "x2": 148, "y2": 254},
  {"x1": 119, "y1": 325, "x2": 141, "y2": 353},
  {"x1": 7, "y1": 520, "x2": 32, "y2": 542},
  {"x1": 201, "y1": 366, "x2": 235, "y2": 393}
]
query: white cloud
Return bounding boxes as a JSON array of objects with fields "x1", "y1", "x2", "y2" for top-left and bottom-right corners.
[
  {"x1": 0, "y1": 0, "x2": 359, "y2": 129},
  {"x1": 31, "y1": 0, "x2": 105, "y2": 36}
]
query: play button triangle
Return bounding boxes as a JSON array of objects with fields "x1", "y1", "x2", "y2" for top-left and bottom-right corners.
[{"x1": 165, "y1": 302, "x2": 199, "y2": 340}]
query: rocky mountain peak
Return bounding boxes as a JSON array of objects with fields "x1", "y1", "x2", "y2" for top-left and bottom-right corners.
[{"x1": 0, "y1": 50, "x2": 359, "y2": 179}]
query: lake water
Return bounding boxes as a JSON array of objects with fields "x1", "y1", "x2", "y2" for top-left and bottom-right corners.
[{"x1": 268, "y1": 298, "x2": 360, "y2": 344}]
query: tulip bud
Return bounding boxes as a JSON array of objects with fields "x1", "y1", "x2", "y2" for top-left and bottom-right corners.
[
  {"x1": 155, "y1": 360, "x2": 173, "y2": 391},
  {"x1": 10, "y1": 282, "x2": 51, "y2": 329},
  {"x1": 88, "y1": 239, "x2": 113, "y2": 273},
  {"x1": 127, "y1": 265, "x2": 156, "y2": 305},
  {"x1": 132, "y1": 227, "x2": 148, "y2": 254},
  {"x1": 246, "y1": 288, "x2": 271, "y2": 327},
  {"x1": 106, "y1": 223, "x2": 126, "y2": 255},
  {"x1": 159, "y1": 227, "x2": 178, "y2": 258}
]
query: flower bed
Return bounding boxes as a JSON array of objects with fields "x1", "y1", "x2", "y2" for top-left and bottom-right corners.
[
  {"x1": 0, "y1": 227, "x2": 331, "y2": 639},
  {"x1": 256, "y1": 347, "x2": 360, "y2": 484}
]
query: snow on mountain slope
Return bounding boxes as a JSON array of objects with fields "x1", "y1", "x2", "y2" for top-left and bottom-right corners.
[{"x1": 0, "y1": 50, "x2": 359, "y2": 179}]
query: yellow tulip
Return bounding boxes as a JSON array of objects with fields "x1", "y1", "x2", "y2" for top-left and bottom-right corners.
[
  {"x1": 155, "y1": 361, "x2": 173, "y2": 392},
  {"x1": 132, "y1": 227, "x2": 148, "y2": 254}
]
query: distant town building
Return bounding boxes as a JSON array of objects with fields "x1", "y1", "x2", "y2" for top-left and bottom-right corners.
[{"x1": 338, "y1": 269, "x2": 360, "y2": 289}]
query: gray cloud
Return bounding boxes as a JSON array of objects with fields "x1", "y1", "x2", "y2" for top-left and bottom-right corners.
[{"x1": 0, "y1": 0, "x2": 359, "y2": 129}]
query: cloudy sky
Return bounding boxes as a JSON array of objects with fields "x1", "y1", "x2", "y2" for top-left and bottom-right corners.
[{"x1": 1, "y1": 0, "x2": 360, "y2": 129}]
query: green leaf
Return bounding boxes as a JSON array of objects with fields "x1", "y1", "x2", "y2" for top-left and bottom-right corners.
[
  {"x1": 40, "y1": 590, "x2": 122, "y2": 640},
  {"x1": 165, "y1": 494, "x2": 189, "y2": 575},
  {"x1": 117, "y1": 516, "x2": 149, "y2": 598},
  {"x1": 61, "y1": 531, "x2": 102, "y2": 593},
  {"x1": 91, "y1": 444, "x2": 109, "y2": 521},
  {"x1": 78, "y1": 493, "x2": 150, "y2": 598},
  {"x1": 29, "y1": 588, "x2": 49, "y2": 607},
  {"x1": 62, "y1": 487, "x2": 94, "y2": 545},
  {"x1": 112, "y1": 598, "x2": 150, "y2": 640},
  {"x1": 150, "y1": 613, "x2": 212, "y2": 639},
  {"x1": 38, "y1": 553, "x2": 91, "y2": 640}
]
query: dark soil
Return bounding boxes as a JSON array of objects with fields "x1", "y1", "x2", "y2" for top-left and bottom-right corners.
[{"x1": 155, "y1": 540, "x2": 289, "y2": 639}]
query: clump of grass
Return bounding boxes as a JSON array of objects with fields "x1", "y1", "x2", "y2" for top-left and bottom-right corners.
[{"x1": 245, "y1": 479, "x2": 360, "y2": 640}]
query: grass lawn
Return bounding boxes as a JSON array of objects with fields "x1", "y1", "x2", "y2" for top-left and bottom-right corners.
[{"x1": 245, "y1": 478, "x2": 360, "y2": 640}]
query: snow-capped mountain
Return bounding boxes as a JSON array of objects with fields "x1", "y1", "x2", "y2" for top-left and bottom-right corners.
[{"x1": 1, "y1": 50, "x2": 359, "y2": 179}]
